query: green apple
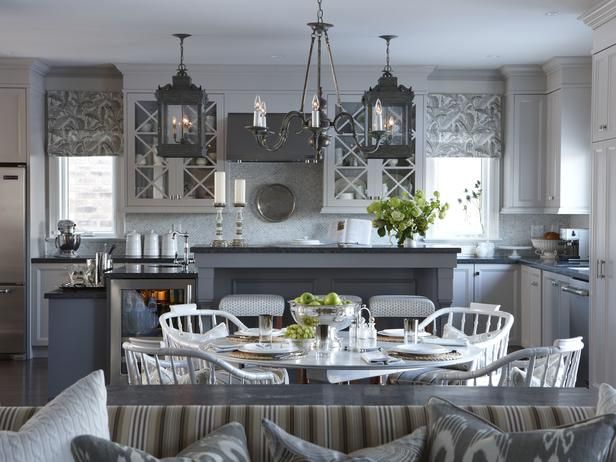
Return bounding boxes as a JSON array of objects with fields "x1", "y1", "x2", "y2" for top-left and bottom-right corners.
[
  {"x1": 293, "y1": 297, "x2": 303, "y2": 303},
  {"x1": 309, "y1": 300, "x2": 321, "y2": 306},
  {"x1": 323, "y1": 292, "x2": 342, "y2": 306},
  {"x1": 299, "y1": 292, "x2": 315, "y2": 304}
]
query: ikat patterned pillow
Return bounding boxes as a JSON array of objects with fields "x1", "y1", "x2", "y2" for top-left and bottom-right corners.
[{"x1": 426, "y1": 396, "x2": 616, "y2": 462}]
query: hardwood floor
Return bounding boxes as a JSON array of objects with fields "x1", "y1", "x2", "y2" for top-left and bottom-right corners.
[{"x1": 0, "y1": 358, "x2": 48, "y2": 406}]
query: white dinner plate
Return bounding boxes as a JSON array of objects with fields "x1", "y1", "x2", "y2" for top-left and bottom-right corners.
[
  {"x1": 235, "y1": 328, "x2": 284, "y2": 337},
  {"x1": 238, "y1": 343, "x2": 299, "y2": 355},
  {"x1": 378, "y1": 328, "x2": 429, "y2": 338},
  {"x1": 390, "y1": 343, "x2": 452, "y2": 355}
]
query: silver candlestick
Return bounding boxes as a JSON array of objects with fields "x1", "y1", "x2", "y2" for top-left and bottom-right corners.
[
  {"x1": 231, "y1": 204, "x2": 247, "y2": 247},
  {"x1": 211, "y1": 204, "x2": 228, "y2": 247}
]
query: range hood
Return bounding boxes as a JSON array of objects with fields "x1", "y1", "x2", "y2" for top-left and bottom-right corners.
[{"x1": 226, "y1": 113, "x2": 316, "y2": 162}]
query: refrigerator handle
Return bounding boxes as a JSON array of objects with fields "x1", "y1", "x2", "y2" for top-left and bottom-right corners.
[{"x1": 0, "y1": 288, "x2": 12, "y2": 294}]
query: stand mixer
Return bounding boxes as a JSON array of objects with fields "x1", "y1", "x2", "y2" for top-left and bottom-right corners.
[{"x1": 55, "y1": 220, "x2": 81, "y2": 257}]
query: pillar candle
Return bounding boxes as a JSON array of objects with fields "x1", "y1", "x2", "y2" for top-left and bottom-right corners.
[
  {"x1": 373, "y1": 99, "x2": 384, "y2": 131},
  {"x1": 214, "y1": 171, "x2": 226, "y2": 205},
  {"x1": 311, "y1": 94, "x2": 320, "y2": 128},
  {"x1": 234, "y1": 179, "x2": 246, "y2": 206}
]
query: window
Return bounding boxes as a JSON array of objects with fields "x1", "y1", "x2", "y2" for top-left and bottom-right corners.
[
  {"x1": 425, "y1": 157, "x2": 499, "y2": 240},
  {"x1": 50, "y1": 156, "x2": 122, "y2": 237}
]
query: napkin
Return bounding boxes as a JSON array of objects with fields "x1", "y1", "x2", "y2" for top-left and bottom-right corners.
[
  {"x1": 421, "y1": 337, "x2": 469, "y2": 347},
  {"x1": 361, "y1": 350, "x2": 403, "y2": 365}
]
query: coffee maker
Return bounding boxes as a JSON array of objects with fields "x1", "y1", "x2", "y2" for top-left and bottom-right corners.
[
  {"x1": 55, "y1": 220, "x2": 81, "y2": 257},
  {"x1": 559, "y1": 228, "x2": 589, "y2": 261}
]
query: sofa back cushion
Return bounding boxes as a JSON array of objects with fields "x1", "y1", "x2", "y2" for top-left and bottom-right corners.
[{"x1": 0, "y1": 404, "x2": 596, "y2": 462}]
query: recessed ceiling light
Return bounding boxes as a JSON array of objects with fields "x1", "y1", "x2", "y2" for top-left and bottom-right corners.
[
  {"x1": 486, "y1": 55, "x2": 501, "y2": 59},
  {"x1": 270, "y1": 55, "x2": 281, "y2": 59},
  {"x1": 545, "y1": 11, "x2": 560, "y2": 16}
]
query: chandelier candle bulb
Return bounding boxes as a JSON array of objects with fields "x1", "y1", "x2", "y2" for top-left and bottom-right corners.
[
  {"x1": 214, "y1": 171, "x2": 226, "y2": 205},
  {"x1": 261, "y1": 100, "x2": 267, "y2": 128},
  {"x1": 311, "y1": 94, "x2": 320, "y2": 128},
  {"x1": 253, "y1": 95, "x2": 262, "y2": 127},
  {"x1": 374, "y1": 99, "x2": 384, "y2": 131},
  {"x1": 234, "y1": 178, "x2": 246, "y2": 206}
]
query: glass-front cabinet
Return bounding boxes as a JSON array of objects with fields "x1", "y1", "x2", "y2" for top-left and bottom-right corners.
[
  {"x1": 322, "y1": 94, "x2": 423, "y2": 213},
  {"x1": 125, "y1": 93, "x2": 224, "y2": 212}
]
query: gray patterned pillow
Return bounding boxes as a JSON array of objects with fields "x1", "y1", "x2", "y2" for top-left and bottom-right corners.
[
  {"x1": 427, "y1": 397, "x2": 616, "y2": 462},
  {"x1": 262, "y1": 418, "x2": 426, "y2": 462},
  {"x1": 597, "y1": 383, "x2": 616, "y2": 415},
  {"x1": 71, "y1": 422, "x2": 251, "y2": 462}
]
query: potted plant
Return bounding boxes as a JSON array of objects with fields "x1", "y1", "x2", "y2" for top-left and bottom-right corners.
[{"x1": 367, "y1": 190, "x2": 448, "y2": 248}]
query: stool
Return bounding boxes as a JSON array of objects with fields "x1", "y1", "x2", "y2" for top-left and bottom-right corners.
[
  {"x1": 368, "y1": 295, "x2": 435, "y2": 330},
  {"x1": 219, "y1": 294, "x2": 286, "y2": 328}
]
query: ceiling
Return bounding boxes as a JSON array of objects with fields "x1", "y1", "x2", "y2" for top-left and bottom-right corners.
[{"x1": 0, "y1": 0, "x2": 595, "y2": 68}]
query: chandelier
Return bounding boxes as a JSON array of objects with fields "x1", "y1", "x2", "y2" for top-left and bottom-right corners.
[
  {"x1": 156, "y1": 34, "x2": 207, "y2": 158},
  {"x1": 245, "y1": 0, "x2": 396, "y2": 161},
  {"x1": 363, "y1": 35, "x2": 416, "y2": 159}
]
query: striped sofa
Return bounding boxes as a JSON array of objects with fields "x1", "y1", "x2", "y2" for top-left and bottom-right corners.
[{"x1": 0, "y1": 404, "x2": 596, "y2": 462}]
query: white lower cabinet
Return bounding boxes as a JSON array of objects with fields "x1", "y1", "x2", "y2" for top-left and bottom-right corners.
[
  {"x1": 520, "y1": 265, "x2": 542, "y2": 347},
  {"x1": 30, "y1": 263, "x2": 68, "y2": 348},
  {"x1": 452, "y1": 263, "x2": 520, "y2": 345}
]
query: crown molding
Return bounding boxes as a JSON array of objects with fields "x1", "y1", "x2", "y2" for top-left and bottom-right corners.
[
  {"x1": 580, "y1": 0, "x2": 616, "y2": 29},
  {"x1": 47, "y1": 64, "x2": 121, "y2": 79},
  {"x1": 542, "y1": 56, "x2": 592, "y2": 74},
  {"x1": 0, "y1": 58, "x2": 49, "y2": 75}
]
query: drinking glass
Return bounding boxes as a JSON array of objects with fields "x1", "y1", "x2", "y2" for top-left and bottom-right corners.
[{"x1": 258, "y1": 314, "x2": 273, "y2": 345}]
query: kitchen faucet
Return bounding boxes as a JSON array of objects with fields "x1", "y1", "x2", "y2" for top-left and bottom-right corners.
[{"x1": 172, "y1": 232, "x2": 194, "y2": 269}]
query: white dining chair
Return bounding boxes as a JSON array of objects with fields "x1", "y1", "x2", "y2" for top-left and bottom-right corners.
[
  {"x1": 390, "y1": 308, "x2": 514, "y2": 385},
  {"x1": 122, "y1": 341, "x2": 289, "y2": 385},
  {"x1": 162, "y1": 305, "x2": 248, "y2": 342},
  {"x1": 395, "y1": 337, "x2": 584, "y2": 387},
  {"x1": 470, "y1": 302, "x2": 501, "y2": 311}
]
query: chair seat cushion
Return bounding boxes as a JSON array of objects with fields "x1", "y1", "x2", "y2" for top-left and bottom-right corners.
[
  {"x1": 426, "y1": 397, "x2": 616, "y2": 462},
  {"x1": 262, "y1": 418, "x2": 426, "y2": 462}
]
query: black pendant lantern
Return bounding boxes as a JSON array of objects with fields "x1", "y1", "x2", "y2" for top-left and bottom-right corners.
[
  {"x1": 156, "y1": 33, "x2": 207, "y2": 158},
  {"x1": 363, "y1": 35, "x2": 415, "y2": 159}
]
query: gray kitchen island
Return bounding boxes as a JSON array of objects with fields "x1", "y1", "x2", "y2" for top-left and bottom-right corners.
[{"x1": 192, "y1": 246, "x2": 461, "y2": 312}]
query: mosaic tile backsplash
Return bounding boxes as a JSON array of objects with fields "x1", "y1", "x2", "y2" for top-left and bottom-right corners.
[{"x1": 46, "y1": 162, "x2": 578, "y2": 256}]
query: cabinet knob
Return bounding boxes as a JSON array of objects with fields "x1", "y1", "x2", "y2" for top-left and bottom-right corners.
[
  {"x1": 551, "y1": 281, "x2": 560, "y2": 287},
  {"x1": 474, "y1": 271, "x2": 480, "y2": 277},
  {"x1": 530, "y1": 281, "x2": 539, "y2": 287},
  {"x1": 600, "y1": 124, "x2": 608, "y2": 131},
  {"x1": 547, "y1": 195, "x2": 554, "y2": 201}
]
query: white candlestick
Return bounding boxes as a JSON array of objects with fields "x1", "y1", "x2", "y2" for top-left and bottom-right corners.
[
  {"x1": 214, "y1": 171, "x2": 226, "y2": 205},
  {"x1": 311, "y1": 94, "x2": 320, "y2": 128},
  {"x1": 373, "y1": 99, "x2": 384, "y2": 131},
  {"x1": 234, "y1": 179, "x2": 246, "y2": 206},
  {"x1": 413, "y1": 319, "x2": 418, "y2": 344}
]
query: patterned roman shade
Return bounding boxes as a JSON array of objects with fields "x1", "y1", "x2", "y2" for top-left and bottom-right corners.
[
  {"x1": 426, "y1": 94, "x2": 502, "y2": 158},
  {"x1": 47, "y1": 91, "x2": 123, "y2": 156}
]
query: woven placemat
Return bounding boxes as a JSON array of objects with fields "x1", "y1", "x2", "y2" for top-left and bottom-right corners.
[
  {"x1": 228, "y1": 335, "x2": 287, "y2": 343},
  {"x1": 377, "y1": 335, "x2": 405, "y2": 343},
  {"x1": 388, "y1": 350, "x2": 463, "y2": 362},
  {"x1": 228, "y1": 350, "x2": 307, "y2": 361}
]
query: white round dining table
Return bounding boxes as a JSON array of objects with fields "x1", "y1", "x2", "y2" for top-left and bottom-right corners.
[{"x1": 207, "y1": 339, "x2": 482, "y2": 384}]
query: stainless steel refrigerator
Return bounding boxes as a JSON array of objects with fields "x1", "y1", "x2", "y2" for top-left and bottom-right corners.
[{"x1": 0, "y1": 165, "x2": 26, "y2": 355}]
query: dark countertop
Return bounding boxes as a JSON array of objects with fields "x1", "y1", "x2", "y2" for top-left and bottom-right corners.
[
  {"x1": 32, "y1": 256, "x2": 177, "y2": 264},
  {"x1": 457, "y1": 256, "x2": 519, "y2": 264},
  {"x1": 191, "y1": 245, "x2": 462, "y2": 254},
  {"x1": 44, "y1": 287, "x2": 106, "y2": 299},
  {"x1": 106, "y1": 384, "x2": 597, "y2": 407},
  {"x1": 519, "y1": 258, "x2": 590, "y2": 282},
  {"x1": 104, "y1": 264, "x2": 198, "y2": 279}
]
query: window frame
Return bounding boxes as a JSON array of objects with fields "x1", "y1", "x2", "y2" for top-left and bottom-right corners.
[
  {"x1": 423, "y1": 157, "x2": 500, "y2": 242},
  {"x1": 48, "y1": 156, "x2": 124, "y2": 238}
]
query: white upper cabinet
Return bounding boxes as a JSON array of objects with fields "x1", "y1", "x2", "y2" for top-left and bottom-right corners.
[
  {"x1": 125, "y1": 92, "x2": 224, "y2": 213},
  {"x1": 502, "y1": 60, "x2": 591, "y2": 215},
  {"x1": 321, "y1": 93, "x2": 424, "y2": 214},
  {"x1": 502, "y1": 93, "x2": 546, "y2": 213},
  {"x1": 592, "y1": 45, "x2": 616, "y2": 142},
  {"x1": 0, "y1": 88, "x2": 27, "y2": 163}
]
